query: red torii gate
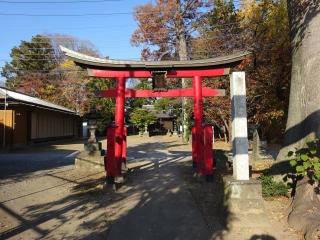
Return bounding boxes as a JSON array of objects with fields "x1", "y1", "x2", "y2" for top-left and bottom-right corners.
[
  {"x1": 98, "y1": 70, "x2": 224, "y2": 183},
  {"x1": 61, "y1": 46, "x2": 248, "y2": 183}
]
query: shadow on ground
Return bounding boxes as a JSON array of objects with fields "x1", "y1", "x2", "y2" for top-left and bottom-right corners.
[
  {"x1": 0, "y1": 138, "x2": 97, "y2": 182},
  {"x1": 0, "y1": 137, "x2": 279, "y2": 239},
  {"x1": 0, "y1": 150, "x2": 76, "y2": 182}
]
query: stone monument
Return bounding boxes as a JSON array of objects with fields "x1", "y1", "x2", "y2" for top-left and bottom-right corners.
[
  {"x1": 251, "y1": 128, "x2": 274, "y2": 171},
  {"x1": 252, "y1": 128, "x2": 261, "y2": 161},
  {"x1": 227, "y1": 72, "x2": 265, "y2": 223}
]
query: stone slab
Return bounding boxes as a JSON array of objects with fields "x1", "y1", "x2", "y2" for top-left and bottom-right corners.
[
  {"x1": 84, "y1": 142, "x2": 102, "y2": 152},
  {"x1": 226, "y1": 179, "x2": 262, "y2": 200},
  {"x1": 225, "y1": 179, "x2": 269, "y2": 228},
  {"x1": 75, "y1": 151, "x2": 104, "y2": 170}
]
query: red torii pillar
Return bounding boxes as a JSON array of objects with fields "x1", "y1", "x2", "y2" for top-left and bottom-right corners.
[
  {"x1": 193, "y1": 75, "x2": 204, "y2": 173},
  {"x1": 114, "y1": 77, "x2": 126, "y2": 177}
]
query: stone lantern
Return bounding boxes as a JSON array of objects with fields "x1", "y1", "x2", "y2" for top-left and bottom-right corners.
[
  {"x1": 84, "y1": 106, "x2": 99, "y2": 140},
  {"x1": 83, "y1": 105, "x2": 102, "y2": 151},
  {"x1": 74, "y1": 105, "x2": 104, "y2": 171}
]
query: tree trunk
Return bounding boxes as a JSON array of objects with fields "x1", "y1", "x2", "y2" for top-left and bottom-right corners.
[
  {"x1": 228, "y1": 120, "x2": 232, "y2": 144},
  {"x1": 278, "y1": 1, "x2": 320, "y2": 239},
  {"x1": 288, "y1": 177, "x2": 320, "y2": 240},
  {"x1": 176, "y1": 0, "x2": 190, "y2": 142},
  {"x1": 277, "y1": 0, "x2": 320, "y2": 161}
]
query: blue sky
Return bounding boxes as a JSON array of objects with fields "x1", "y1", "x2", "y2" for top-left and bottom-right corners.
[{"x1": 0, "y1": 0, "x2": 149, "y2": 80}]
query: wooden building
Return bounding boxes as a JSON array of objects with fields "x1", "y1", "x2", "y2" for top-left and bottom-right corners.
[
  {"x1": 0, "y1": 87, "x2": 81, "y2": 148},
  {"x1": 142, "y1": 105, "x2": 176, "y2": 135}
]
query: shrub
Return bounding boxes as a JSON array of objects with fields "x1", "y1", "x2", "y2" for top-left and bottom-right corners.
[
  {"x1": 258, "y1": 175, "x2": 289, "y2": 198},
  {"x1": 288, "y1": 139, "x2": 320, "y2": 186}
]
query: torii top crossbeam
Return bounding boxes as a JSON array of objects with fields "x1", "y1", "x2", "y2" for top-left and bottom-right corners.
[{"x1": 60, "y1": 46, "x2": 249, "y2": 78}]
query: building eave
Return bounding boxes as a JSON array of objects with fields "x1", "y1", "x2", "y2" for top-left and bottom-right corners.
[{"x1": 0, "y1": 87, "x2": 77, "y2": 115}]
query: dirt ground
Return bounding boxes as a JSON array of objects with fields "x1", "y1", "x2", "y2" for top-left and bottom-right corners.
[{"x1": 0, "y1": 136, "x2": 302, "y2": 239}]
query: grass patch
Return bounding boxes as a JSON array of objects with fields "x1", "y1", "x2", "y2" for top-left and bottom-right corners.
[{"x1": 258, "y1": 175, "x2": 288, "y2": 199}]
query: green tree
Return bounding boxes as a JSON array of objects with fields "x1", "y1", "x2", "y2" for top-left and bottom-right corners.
[
  {"x1": 154, "y1": 98, "x2": 172, "y2": 112},
  {"x1": 1, "y1": 35, "x2": 57, "y2": 95},
  {"x1": 154, "y1": 96, "x2": 181, "y2": 115},
  {"x1": 86, "y1": 77, "x2": 115, "y2": 134},
  {"x1": 127, "y1": 78, "x2": 153, "y2": 109},
  {"x1": 130, "y1": 108, "x2": 157, "y2": 133}
]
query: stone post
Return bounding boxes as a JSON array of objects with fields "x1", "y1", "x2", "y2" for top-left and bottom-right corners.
[
  {"x1": 82, "y1": 122, "x2": 88, "y2": 138},
  {"x1": 230, "y1": 72, "x2": 249, "y2": 180},
  {"x1": 143, "y1": 123, "x2": 149, "y2": 136},
  {"x1": 252, "y1": 129, "x2": 261, "y2": 161}
]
